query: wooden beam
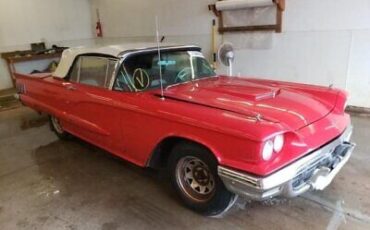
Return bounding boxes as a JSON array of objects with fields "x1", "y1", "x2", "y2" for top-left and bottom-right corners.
[
  {"x1": 219, "y1": 25, "x2": 277, "y2": 33},
  {"x1": 273, "y1": 0, "x2": 285, "y2": 11},
  {"x1": 208, "y1": 4, "x2": 220, "y2": 17},
  {"x1": 275, "y1": 7, "x2": 283, "y2": 33}
]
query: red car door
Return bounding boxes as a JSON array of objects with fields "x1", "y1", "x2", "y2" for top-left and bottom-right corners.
[{"x1": 61, "y1": 55, "x2": 124, "y2": 154}]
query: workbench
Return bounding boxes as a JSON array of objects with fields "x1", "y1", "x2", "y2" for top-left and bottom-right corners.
[{"x1": 1, "y1": 50, "x2": 63, "y2": 87}]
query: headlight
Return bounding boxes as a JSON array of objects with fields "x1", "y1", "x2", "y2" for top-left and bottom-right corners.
[
  {"x1": 273, "y1": 134, "x2": 284, "y2": 152},
  {"x1": 262, "y1": 140, "x2": 274, "y2": 161},
  {"x1": 262, "y1": 134, "x2": 285, "y2": 161}
]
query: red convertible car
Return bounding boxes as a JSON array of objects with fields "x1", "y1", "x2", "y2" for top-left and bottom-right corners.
[{"x1": 16, "y1": 43, "x2": 355, "y2": 216}]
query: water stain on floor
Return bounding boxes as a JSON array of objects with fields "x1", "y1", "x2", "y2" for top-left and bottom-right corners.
[
  {"x1": 1, "y1": 107, "x2": 370, "y2": 230},
  {"x1": 21, "y1": 115, "x2": 49, "y2": 130},
  {"x1": 101, "y1": 222, "x2": 119, "y2": 230},
  {"x1": 0, "y1": 100, "x2": 21, "y2": 112}
]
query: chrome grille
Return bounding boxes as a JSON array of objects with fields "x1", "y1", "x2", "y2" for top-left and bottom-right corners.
[{"x1": 292, "y1": 143, "x2": 351, "y2": 189}]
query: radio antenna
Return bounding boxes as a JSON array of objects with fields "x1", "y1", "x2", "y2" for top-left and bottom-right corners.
[{"x1": 155, "y1": 16, "x2": 165, "y2": 100}]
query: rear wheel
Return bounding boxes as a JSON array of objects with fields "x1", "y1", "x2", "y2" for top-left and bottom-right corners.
[
  {"x1": 169, "y1": 142, "x2": 237, "y2": 217},
  {"x1": 50, "y1": 115, "x2": 70, "y2": 140}
]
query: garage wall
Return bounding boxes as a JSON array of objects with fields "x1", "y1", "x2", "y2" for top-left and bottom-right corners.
[
  {"x1": 89, "y1": 0, "x2": 215, "y2": 58},
  {"x1": 236, "y1": 0, "x2": 370, "y2": 108},
  {"x1": 90, "y1": 0, "x2": 370, "y2": 108},
  {"x1": 0, "y1": 0, "x2": 94, "y2": 90},
  {"x1": 2, "y1": 0, "x2": 366, "y2": 106}
]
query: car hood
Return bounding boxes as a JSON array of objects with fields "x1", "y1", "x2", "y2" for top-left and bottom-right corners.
[{"x1": 162, "y1": 76, "x2": 338, "y2": 131}]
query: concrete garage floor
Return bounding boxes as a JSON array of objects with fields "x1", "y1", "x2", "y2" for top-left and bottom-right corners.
[{"x1": 0, "y1": 107, "x2": 369, "y2": 230}]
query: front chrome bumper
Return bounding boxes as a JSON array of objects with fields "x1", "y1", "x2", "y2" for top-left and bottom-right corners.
[{"x1": 218, "y1": 126, "x2": 355, "y2": 200}]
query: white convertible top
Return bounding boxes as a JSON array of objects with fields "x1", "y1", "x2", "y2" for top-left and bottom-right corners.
[{"x1": 53, "y1": 42, "x2": 200, "y2": 78}]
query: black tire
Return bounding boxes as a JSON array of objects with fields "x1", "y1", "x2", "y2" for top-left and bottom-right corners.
[
  {"x1": 168, "y1": 141, "x2": 237, "y2": 216},
  {"x1": 49, "y1": 115, "x2": 70, "y2": 140}
]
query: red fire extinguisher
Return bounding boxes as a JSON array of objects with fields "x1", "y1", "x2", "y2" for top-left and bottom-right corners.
[{"x1": 96, "y1": 9, "x2": 103, "y2": 37}]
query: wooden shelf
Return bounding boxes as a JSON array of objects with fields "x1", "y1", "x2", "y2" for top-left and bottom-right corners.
[
  {"x1": 219, "y1": 24, "x2": 278, "y2": 33},
  {"x1": 1, "y1": 50, "x2": 63, "y2": 87},
  {"x1": 2, "y1": 52, "x2": 62, "y2": 63},
  {"x1": 209, "y1": 0, "x2": 285, "y2": 34}
]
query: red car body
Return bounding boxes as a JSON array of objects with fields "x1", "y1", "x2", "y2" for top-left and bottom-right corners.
[
  {"x1": 15, "y1": 44, "x2": 354, "y2": 203},
  {"x1": 15, "y1": 73, "x2": 350, "y2": 174}
]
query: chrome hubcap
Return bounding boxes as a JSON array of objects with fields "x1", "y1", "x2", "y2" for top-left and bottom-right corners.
[
  {"x1": 176, "y1": 156, "x2": 215, "y2": 202},
  {"x1": 51, "y1": 116, "x2": 63, "y2": 134}
]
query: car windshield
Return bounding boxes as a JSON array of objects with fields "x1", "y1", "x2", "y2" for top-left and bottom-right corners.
[{"x1": 114, "y1": 50, "x2": 216, "y2": 92}]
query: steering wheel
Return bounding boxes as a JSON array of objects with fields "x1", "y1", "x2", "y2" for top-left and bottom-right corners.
[
  {"x1": 175, "y1": 67, "x2": 193, "y2": 83},
  {"x1": 115, "y1": 71, "x2": 134, "y2": 92}
]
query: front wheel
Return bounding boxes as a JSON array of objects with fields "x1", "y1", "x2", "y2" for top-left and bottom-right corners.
[
  {"x1": 49, "y1": 115, "x2": 70, "y2": 140},
  {"x1": 169, "y1": 142, "x2": 237, "y2": 217}
]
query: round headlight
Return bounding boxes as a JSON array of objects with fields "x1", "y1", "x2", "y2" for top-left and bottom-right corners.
[
  {"x1": 262, "y1": 140, "x2": 274, "y2": 161},
  {"x1": 273, "y1": 134, "x2": 284, "y2": 152}
]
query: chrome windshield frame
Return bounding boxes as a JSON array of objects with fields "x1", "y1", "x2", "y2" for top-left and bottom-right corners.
[{"x1": 108, "y1": 45, "x2": 215, "y2": 91}]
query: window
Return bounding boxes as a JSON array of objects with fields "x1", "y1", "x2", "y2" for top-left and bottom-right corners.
[
  {"x1": 105, "y1": 59, "x2": 117, "y2": 88},
  {"x1": 113, "y1": 51, "x2": 216, "y2": 92},
  {"x1": 79, "y1": 56, "x2": 107, "y2": 87},
  {"x1": 69, "y1": 58, "x2": 80, "y2": 82},
  {"x1": 69, "y1": 56, "x2": 117, "y2": 88}
]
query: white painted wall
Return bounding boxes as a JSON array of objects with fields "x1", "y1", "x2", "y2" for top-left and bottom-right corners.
[
  {"x1": 0, "y1": 0, "x2": 94, "y2": 90},
  {"x1": 89, "y1": 0, "x2": 216, "y2": 58},
  {"x1": 1, "y1": 0, "x2": 368, "y2": 108},
  {"x1": 90, "y1": 0, "x2": 370, "y2": 108}
]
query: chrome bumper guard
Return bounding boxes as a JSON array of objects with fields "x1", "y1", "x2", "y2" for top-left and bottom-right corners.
[{"x1": 218, "y1": 126, "x2": 355, "y2": 200}]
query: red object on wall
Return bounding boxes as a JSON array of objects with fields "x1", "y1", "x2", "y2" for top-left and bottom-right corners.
[
  {"x1": 96, "y1": 21, "x2": 103, "y2": 37},
  {"x1": 96, "y1": 9, "x2": 103, "y2": 37}
]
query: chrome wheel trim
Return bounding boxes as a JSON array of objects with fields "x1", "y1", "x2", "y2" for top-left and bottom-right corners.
[
  {"x1": 175, "y1": 156, "x2": 216, "y2": 202},
  {"x1": 51, "y1": 116, "x2": 64, "y2": 134}
]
